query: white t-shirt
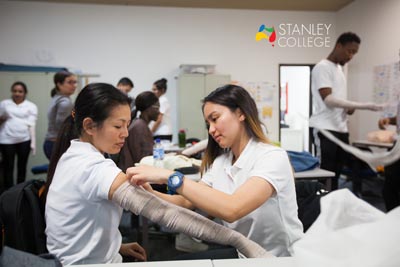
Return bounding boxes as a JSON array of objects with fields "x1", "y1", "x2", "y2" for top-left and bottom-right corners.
[
  {"x1": 0, "y1": 99, "x2": 37, "y2": 144},
  {"x1": 153, "y1": 94, "x2": 172, "y2": 136},
  {"x1": 201, "y1": 139, "x2": 304, "y2": 256},
  {"x1": 45, "y1": 140, "x2": 123, "y2": 265},
  {"x1": 309, "y1": 59, "x2": 348, "y2": 132}
]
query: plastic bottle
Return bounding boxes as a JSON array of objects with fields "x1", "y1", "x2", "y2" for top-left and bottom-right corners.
[
  {"x1": 153, "y1": 138, "x2": 164, "y2": 168},
  {"x1": 178, "y1": 129, "x2": 186, "y2": 148}
]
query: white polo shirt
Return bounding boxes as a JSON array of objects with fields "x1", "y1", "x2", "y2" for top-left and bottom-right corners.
[
  {"x1": 0, "y1": 99, "x2": 37, "y2": 144},
  {"x1": 45, "y1": 140, "x2": 123, "y2": 265},
  {"x1": 153, "y1": 94, "x2": 172, "y2": 136},
  {"x1": 309, "y1": 59, "x2": 348, "y2": 133},
  {"x1": 201, "y1": 139, "x2": 304, "y2": 256}
]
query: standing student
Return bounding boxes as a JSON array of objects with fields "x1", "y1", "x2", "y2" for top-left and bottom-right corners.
[
  {"x1": 309, "y1": 32, "x2": 382, "y2": 190},
  {"x1": 150, "y1": 78, "x2": 172, "y2": 141},
  {"x1": 44, "y1": 83, "x2": 270, "y2": 265},
  {"x1": 378, "y1": 103, "x2": 400, "y2": 211},
  {"x1": 117, "y1": 77, "x2": 135, "y2": 111},
  {"x1": 128, "y1": 84, "x2": 304, "y2": 257},
  {"x1": 118, "y1": 91, "x2": 160, "y2": 171},
  {"x1": 0, "y1": 82, "x2": 38, "y2": 191},
  {"x1": 43, "y1": 71, "x2": 77, "y2": 159}
]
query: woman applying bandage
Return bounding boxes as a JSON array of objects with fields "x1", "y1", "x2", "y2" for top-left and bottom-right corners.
[
  {"x1": 44, "y1": 83, "x2": 271, "y2": 265},
  {"x1": 128, "y1": 85, "x2": 304, "y2": 258}
]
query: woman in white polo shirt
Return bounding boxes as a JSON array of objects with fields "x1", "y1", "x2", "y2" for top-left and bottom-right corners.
[
  {"x1": 0, "y1": 81, "x2": 37, "y2": 191},
  {"x1": 128, "y1": 84, "x2": 304, "y2": 258},
  {"x1": 44, "y1": 83, "x2": 271, "y2": 265}
]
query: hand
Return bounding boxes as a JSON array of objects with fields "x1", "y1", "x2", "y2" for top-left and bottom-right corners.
[
  {"x1": 126, "y1": 165, "x2": 173, "y2": 186},
  {"x1": 141, "y1": 182, "x2": 154, "y2": 193},
  {"x1": 120, "y1": 242, "x2": 147, "y2": 261},
  {"x1": 366, "y1": 103, "x2": 384, "y2": 111},
  {"x1": 30, "y1": 141, "x2": 36, "y2": 156},
  {"x1": 378, "y1": 118, "x2": 390, "y2": 130}
]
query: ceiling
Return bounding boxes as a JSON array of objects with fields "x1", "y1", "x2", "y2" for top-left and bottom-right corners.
[{"x1": 14, "y1": 0, "x2": 354, "y2": 12}]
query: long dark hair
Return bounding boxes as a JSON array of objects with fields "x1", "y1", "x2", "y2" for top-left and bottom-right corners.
[
  {"x1": 43, "y1": 83, "x2": 131, "y2": 203},
  {"x1": 200, "y1": 84, "x2": 268, "y2": 173}
]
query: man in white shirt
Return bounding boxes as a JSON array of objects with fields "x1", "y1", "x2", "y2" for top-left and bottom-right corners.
[{"x1": 309, "y1": 32, "x2": 382, "y2": 191}]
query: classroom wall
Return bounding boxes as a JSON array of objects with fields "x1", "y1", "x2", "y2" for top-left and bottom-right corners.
[
  {"x1": 0, "y1": 0, "x2": 335, "y2": 144},
  {"x1": 337, "y1": 0, "x2": 400, "y2": 141}
]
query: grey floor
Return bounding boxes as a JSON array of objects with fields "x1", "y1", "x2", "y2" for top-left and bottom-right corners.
[{"x1": 119, "y1": 173, "x2": 387, "y2": 262}]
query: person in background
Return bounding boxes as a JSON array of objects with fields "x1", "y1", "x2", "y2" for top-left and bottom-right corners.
[
  {"x1": 378, "y1": 103, "x2": 400, "y2": 211},
  {"x1": 128, "y1": 84, "x2": 304, "y2": 258},
  {"x1": 309, "y1": 32, "x2": 382, "y2": 191},
  {"x1": 44, "y1": 83, "x2": 271, "y2": 265},
  {"x1": 0, "y1": 81, "x2": 38, "y2": 191},
  {"x1": 117, "y1": 77, "x2": 135, "y2": 111},
  {"x1": 118, "y1": 91, "x2": 159, "y2": 171},
  {"x1": 43, "y1": 70, "x2": 77, "y2": 160},
  {"x1": 150, "y1": 78, "x2": 172, "y2": 141}
]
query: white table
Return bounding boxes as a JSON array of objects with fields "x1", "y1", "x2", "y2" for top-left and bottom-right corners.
[
  {"x1": 213, "y1": 257, "x2": 297, "y2": 267},
  {"x1": 294, "y1": 168, "x2": 335, "y2": 191},
  {"x1": 352, "y1": 140, "x2": 394, "y2": 149},
  {"x1": 76, "y1": 259, "x2": 212, "y2": 267},
  {"x1": 76, "y1": 258, "x2": 299, "y2": 267}
]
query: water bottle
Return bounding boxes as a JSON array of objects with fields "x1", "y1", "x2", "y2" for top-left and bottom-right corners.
[
  {"x1": 178, "y1": 129, "x2": 186, "y2": 148},
  {"x1": 153, "y1": 138, "x2": 164, "y2": 168}
]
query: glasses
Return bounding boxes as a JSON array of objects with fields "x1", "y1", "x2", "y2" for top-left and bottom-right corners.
[{"x1": 151, "y1": 104, "x2": 160, "y2": 109}]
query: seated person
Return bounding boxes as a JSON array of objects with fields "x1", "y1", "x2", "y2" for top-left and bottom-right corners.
[{"x1": 118, "y1": 91, "x2": 159, "y2": 171}]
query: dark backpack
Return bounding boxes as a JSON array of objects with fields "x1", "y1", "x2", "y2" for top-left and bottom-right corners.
[
  {"x1": 295, "y1": 180, "x2": 329, "y2": 232},
  {"x1": 0, "y1": 180, "x2": 47, "y2": 255}
]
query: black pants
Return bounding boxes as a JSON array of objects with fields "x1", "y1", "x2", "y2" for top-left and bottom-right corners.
[
  {"x1": 383, "y1": 158, "x2": 400, "y2": 211},
  {"x1": 317, "y1": 130, "x2": 350, "y2": 190},
  {"x1": 0, "y1": 140, "x2": 31, "y2": 191}
]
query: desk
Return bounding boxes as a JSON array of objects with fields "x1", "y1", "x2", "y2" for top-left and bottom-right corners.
[
  {"x1": 213, "y1": 257, "x2": 297, "y2": 267},
  {"x1": 294, "y1": 168, "x2": 335, "y2": 191},
  {"x1": 76, "y1": 259, "x2": 213, "y2": 267},
  {"x1": 76, "y1": 258, "x2": 299, "y2": 267},
  {"x1": 352, "y1": 140, "x2": 394, "y2": 149}
]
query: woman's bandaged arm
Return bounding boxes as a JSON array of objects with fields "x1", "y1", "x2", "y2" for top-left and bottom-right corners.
[{"x1": 112, "y1": 181, "x2": 273, "y2": 258}]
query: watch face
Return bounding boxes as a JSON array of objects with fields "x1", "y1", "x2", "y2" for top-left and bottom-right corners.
[{"x1": 171, "y1": 176, "x2": 180, "y2": 186}]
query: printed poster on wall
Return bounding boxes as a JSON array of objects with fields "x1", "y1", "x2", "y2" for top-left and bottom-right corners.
[{"x1": 231, "y1": 81, "x2": 279, "y2": 142}]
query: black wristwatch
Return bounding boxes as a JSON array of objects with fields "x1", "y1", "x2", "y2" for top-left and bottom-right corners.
[{"x1": 167, "y1": 171, "x2": 184, "y2": 195}]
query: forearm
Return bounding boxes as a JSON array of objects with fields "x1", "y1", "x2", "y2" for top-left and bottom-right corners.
[
  {"x1": 112, "y1": 181, "x2": 272, "y2": 258},
  {"x1": 151, "y1": 115, "x2": 162, "y2": 133},
  {"x1": 324, "y1": 94, "x2": 382, "y2": 111},
  {"x1": 152, "y1": 190, "x2": 194, "y2": 209}
]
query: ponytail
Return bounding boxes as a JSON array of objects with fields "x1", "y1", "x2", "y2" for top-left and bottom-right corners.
[{"x1": 43, "y1": 115, "x2": 77, "y2": 203}]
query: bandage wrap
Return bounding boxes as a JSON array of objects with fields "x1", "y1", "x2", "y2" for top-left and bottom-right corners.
[{"x1": 112, "y1": 181, "x2": 273, "y2": 258}]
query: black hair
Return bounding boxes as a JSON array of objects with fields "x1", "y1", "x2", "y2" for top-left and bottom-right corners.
[
  {"x1": 201, "y1": 84, "x2": 268, "y2": 173},
  {"x1": 132, "y1": 91, "x2": 159, "y2": 119},
  {"x1": 117, "y1": 77, "x2": 134, "y2": 88},
  {"x1": 51, "y1": 70, "x2": 74, "y2": 97},
  {"x1": 336, "y1": 32, "x2": 361, "y2": 45},
  {"x1": 11, "y1": 81, "x2": 28, "y2": 94},
  {"x1": 74, "y1": 83, "x2": 131, "y2": 134},
  {"x1": 153, "y1": 78, "x2": 168, "y2": 93},
  {"x1": 43, "y1": 83, "x2": 131, "y2": 203}
]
